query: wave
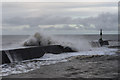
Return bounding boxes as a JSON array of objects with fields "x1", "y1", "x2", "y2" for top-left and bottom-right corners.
[{"x1": 23, "y1": 31, "x2": 92, "y2": 51}]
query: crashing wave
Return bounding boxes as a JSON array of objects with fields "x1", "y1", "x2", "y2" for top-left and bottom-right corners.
[{"x1": 23, "y1": 31, "x2": 91, "y2": 51}]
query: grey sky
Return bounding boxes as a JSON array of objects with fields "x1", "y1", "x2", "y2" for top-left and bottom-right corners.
[{"x1": 2, "y1": 2, "x2": 118, "y2": 35}]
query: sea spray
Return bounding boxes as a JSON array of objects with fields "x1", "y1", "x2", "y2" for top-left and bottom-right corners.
[{"x1": 23, "y1": 31, "x2": 92, "y2": 51}]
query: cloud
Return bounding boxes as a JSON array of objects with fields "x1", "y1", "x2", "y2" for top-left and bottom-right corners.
[
  {"x1": 3, "y1": 25, "x2": 30, "y2": 30},
  {"x1": 3, "y1": 2, "x2": 117, "y2": 18},
  {"x1": 2, "y1": 2, "x2": 118, "y2": 34},
  {"x1": 3, "y1": 13, "x2": 118, "y2": 31}
]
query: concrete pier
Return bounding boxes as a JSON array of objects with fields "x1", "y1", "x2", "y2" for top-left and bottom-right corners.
[{"x1": 1, "y1": 45, "x2": 76, "y2": 64}]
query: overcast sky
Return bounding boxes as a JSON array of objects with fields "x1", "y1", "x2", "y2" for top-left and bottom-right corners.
[{"x1": 2, "y1": 2, "x2": 118, "y2": 35}]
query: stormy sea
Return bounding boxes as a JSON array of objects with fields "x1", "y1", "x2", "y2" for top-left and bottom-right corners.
[{"x1": 0, "y1": 34, "x2": 119, "y2": 78}]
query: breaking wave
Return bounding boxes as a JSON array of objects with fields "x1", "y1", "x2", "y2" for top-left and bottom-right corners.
[{"x1": 23, "y1": 31, "x2": 91, "y2": 51}]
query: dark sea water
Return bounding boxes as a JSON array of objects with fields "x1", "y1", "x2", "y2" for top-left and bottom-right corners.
[
  {"x1": 1, "y1": 35, "x2": 29, "y2": 50},
  {"x1": 1, "y1": 34, "x2": 118, "y2": 50}
]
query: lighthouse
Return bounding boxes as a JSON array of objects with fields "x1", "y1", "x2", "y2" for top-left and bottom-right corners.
[
  {"x1": 100, "y1": 29, "x2": 102, "y2": 40},
  {"x1": 99, "y1": 29, "x2": 103, "y2": 46}
]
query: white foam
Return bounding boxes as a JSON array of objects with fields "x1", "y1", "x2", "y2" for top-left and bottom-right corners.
[
  {"x1": 23, "y1": 31, "x2": 91, "y2": 51},
  {"x1": 0, "y1": 47, "x2": 117, "y2": 76}
]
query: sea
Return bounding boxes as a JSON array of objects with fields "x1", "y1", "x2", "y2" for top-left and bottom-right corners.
[{"x1": 0, "y1": 34, "x2": 119, "y2": 76}]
